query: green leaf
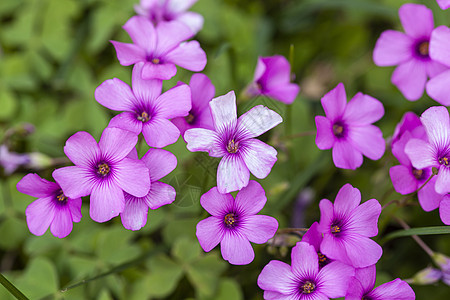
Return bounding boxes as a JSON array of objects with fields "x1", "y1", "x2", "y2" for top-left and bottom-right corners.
[
  {"x1": 96, "y1": 227, "x2": 141, "y2": 264},
  {"x1": 15, "y1": 257, "x2": 58, "y2": 299},
  {"x1": 209, "y1": 278, "x2": 243, "y2": 300},
  {"x1": 172, "y1": 237, "x2": 201, "y2": 264},
  {"x1": 383, "y1": 226, "x2": 450, "y2": 242},
  {"x1": 0, "y1": 217, "x2": 29, "y2": 250}
]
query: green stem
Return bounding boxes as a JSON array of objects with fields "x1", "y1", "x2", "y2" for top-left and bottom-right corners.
[
  {"x1": 0, "y1": 274, "x2": 29, "y2": 300},
  {"x1": 395, "y1": 217, "x2": 434, "y2": 258}
]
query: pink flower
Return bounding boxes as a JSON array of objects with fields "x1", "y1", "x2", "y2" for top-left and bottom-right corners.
[
  {"x1": 172, "y1": 73, "x2": 215, "y2": 136},
  {"x1": 318, "y1": 184, "x2": 382, "y2": 268},
  {"x1": 346, "y1": 264, "x2": 415, "y2": 300},
  {"x1": 184, "y1": 91, "x2": 282, "y2": 193},
  {"x1": 17, "y1": 174, "x2": 82, "y2": 238},
  {"x1": 53, "y1": 128, "x2": 150, "y2": 223},
  {"x1": 302, "y1": 222, "x2": 335, "y2": 269},
  {"x1": 196, "y1": 181, "x2": 278, "y2": 265},
  {"x1": 121, "y1": 148, "x2": 176, "y2": 231},
  {"x1": 111, "y1": 16, "x2": 206, "y2": 80},
  {"x1": 245, "y1": 55, "x2": 300, "y2": 104},
  {"x1": 257, "y1": 242, "x2": 354, "y2": 299},
  {"x1": 391, "y1": 112, "x2": 424, "y2": 146},
  {"x1": 373, "y1": 4, "x2": 446, "y2": 101},
  {"x1": 437, "y1": 0, "x2": 450, "y2": 10},
  {"x1": 315, "y1": 83, "x2": 385, "y2": 170},
  {"x1": 95, "y1": 63, "x2": 191, "y2": 148},
  {"x1": 135, "y1": 0, "x2": 203, "y2": 34}
]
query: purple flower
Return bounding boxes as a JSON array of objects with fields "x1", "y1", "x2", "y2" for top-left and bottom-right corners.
[
  {"x1": 317, "y1": 183, "x2": 382, "y2": 268},
  {"x1": 0, "y1": 145, "x2": 30, "y2": 175},
  {"x1": 95, "y1": 63, "x2": 191, "y2": 148},
  {"x1": 346, "y1": 264, "x2": 415, "y2": 300},
  {"x1": 302, "y1": 222, "x2": 335, "y2": 269},
  {"x1": 172, "y1": 73, "x2": 214, "y2": 136},
  {"x1": 437, "y1": 0, "x2": 450, "y2": 10},
  {"x1": 17, "y1": 173, "x2": 82, "y2": 238},
  {"x1": 245, "y1": 55, "x2": 300, "y2": 104},
  {"x1": 52, "y1": 128, "x2": 150, "y2": 223},
  {"x1": 391, "y1": 112, "x2": 424, "y2": 146},
  {"x1": 111, "y1": 16, "x2": 206, "y2": 80},
  {"x1": 196, "y1": 181, "x2": 278, "y2": 265},
  {"x1": 405, "y1": 106, "x2": 450, "y2": 195},
  {"x1": 135, "y1": 0, "x2": 203, "y2": 34},
  {"x1": 373, "y1": 4, "x2": 446, "y2": 101},
  {"x1": 121, "y1": 148, "x2": 176, "y2": 231},
  {"x1": 426, "y1": 25, "x2": 450, "y2": 106},
  {"x1": 315, "y1": 83, "x2": 385, "y2": 170},
  {"x1": 184, "y1": 91, "x2": 282, "y2": 193},
  {"x1": 257, "y1": 241, "x2": 354, "y2": 299}
]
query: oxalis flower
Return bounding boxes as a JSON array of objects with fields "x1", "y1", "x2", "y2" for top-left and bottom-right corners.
[
  {"x1": 405, "y1": 106, "x2": 450, "y2": 195},
  {"x1": 373, "y1": 4, "x2": 446, "y2": 101},
  {"x1": 257, "y1": 241, "x2": 354, "y2": 299},
  {"x1": 302, "y1": 222, "x2": 334, "y2": 270},
  {"x1": 134, "y1": 0, "x2": 204, "y2": 34},
  {"x1": 121, "y1": 148, "x2": 176, "y2": 231},
  {"x1": 317, "y1": 183, "x2": 382, "y2": 268},
  {"x1": 111, "y1": 16, "x2": 206, "y2": 80},
  {"x1": 17, "y1": 173, "x2": 82, "y2": 238},
  {"x1": 315, "y1": 83, "x2": 385, "y2": 170},
  {"x1": 95, "y1": 62, "x2": 191, "y2": 148},
  {"x1": 346, "y1": 264, "x2": 415, "y2": 300},
  {"x1": 245, "y1": 55, "x2": 300, "y2": 104},
  {"x1": 196, "y1": 181, "x2": 278, "y2": 265},
  {"x1": 53, "y1": 128, "x2": 150, "y2": 223},
  {"x1": 184, "y1": 91, "x2": 282, "y2": 193}
]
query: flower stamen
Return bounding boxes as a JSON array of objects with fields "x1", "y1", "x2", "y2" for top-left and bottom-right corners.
[
  {"x1": 439, "y1": 157, "x2": 449, "y2": 167},
  {"x1": 97, "y1": 163, "x2": 110, "y2": 176},
  {"x1": 137, "y1": 111, "x2": 150, "y2": 122},
  {"x1": 417, "y1": 41, "x2": 429, "y2": 57},
  {"x1": 333, "y1": 124, "x2": 344, "y2": 137},
  {"x1": 412, "y1": 168, "x2": 424, "y2": 179},
  {"x1": 331, "y1": 225, "x2": 341, "y2": 234},
  {"x1": 152, "y1": 58, "x2": 160, "y2": 64},
  {"x1": 301, "y1": 281, "x2": 315, "y2": 294},
  {"x1": 56, "y1": 191, "x2": 67, "y2": 203},
  {"x1": 227, "y1": 139, "x2": 239, "y2": 153},
  {"x1": 224, "y1": 213, "x2": 236, "y2": 227},
  {"x1": 185, "y1": 113, "x2": 195, "y2": 124}
]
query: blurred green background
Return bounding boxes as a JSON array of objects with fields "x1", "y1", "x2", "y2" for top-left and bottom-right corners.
[{"x1": 0, "y1": 0, "x2": 449, "y2": 299}]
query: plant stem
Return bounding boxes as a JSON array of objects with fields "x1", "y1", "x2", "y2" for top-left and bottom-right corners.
[
  {"x1": 395, "y1": 217, "x2": 434, "y2": 258},
  {"x1": 0, "y1": 274, "x2": 29, "y2": 300}
]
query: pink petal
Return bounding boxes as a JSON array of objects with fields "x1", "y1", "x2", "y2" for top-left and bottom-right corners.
[
  {"x1": 321, "y1": 83, "x2": 347, "y2": 122},
  {"x1": 146, "y1": 181, "x2": 176, "y2": 209},
  {"x1": 164, "y1": 41, "x2": 206, "y2": 72},
  {"x1": 333, "y1": 183, "x2": 361, "y2": 216},
  {"x1": 354, "y1": 264, "x2": 377, "y2": 292},
  {"x1": 217, "y1": 154, "x2": 250, "y2": 194},
  {"x1": 108, "y1": 112, "x2": 143, "y2": 135},
  {"x1": 199, "y1": 186, "x2": 234, "y2": 216},
  {"x1": 114, "y1": 158, "x2": 150, "y2": 198},
  {"x1": 68, "y1": 197, "x2": 82, "y2": 223},
  {"x1": 347, "y1": 199, "x2": 381, "y2": 237},
  {"x1": 155, "y1": 21, "x2": 193, "y2": 55},
  {"x1": 437, "y1": 0, "x2": 450, "y2": 10},
  {"x1": 17, "y1": 173, "x2": 58, "y2": 198},
  {"x1": 439, "y1": 195, "x2": 450, "y2": 225},
  {"x1": 391, "y1": 131, "x2": 414, "y2": 166},
  {"x1": 90, "y1": 182, "x2": 125, "y2": 223},
  {"x1": 315, "y1": 116, "x2": 335, "y2": 150},
  {"x1": 177, "y1": 12, "x2": 204, "y2": 34},
  {"x1": 209, "y1": 91, "x2": 237, "y2": 132},
  {"x1": 291, "y1": 242, "x2": 319, "y2": 278},
  {"x1": 142, "y1": 118, "x2": 180, "y2": 148},
  {"x1": 236, "y1": 105, "x2": 282, "y2": 139},
  {"x1": 345, "y1": 278, "x2": 365, "y2": 300},
  {"x1": 220, "y1": 231, "x2": 254, "y2": 265},
  {"x1": 234, "y1": 180, "x2": 266, "y2": 215},
  {"x1": 332, "y1": 140, "x2": 363, "y2": 170},
  {"x1": 154, "y1": 84, "x2": 191, "y2": 119},
  {"x1": 25, "y1": 196, "x2": 56, "y2": 236},
  {"x1": 435, "y1": 167, "x2": 450, "y2": 194},
  {"x1": 240, "y1": 139, "x2": 277, "y2": 179},
  {"x1": 63, "y1": 131, "x2": 101, "y2": 168},
  {"x1": 317, "y1": 261, "x2": 355, "y2": 298},
  {"x1": 392, "y1": 59, "x2": 427, "y2": 101},
  {"x1": 259, "y1": 56, "x2": 292, "y2": 87},
  {"x1": 100, "y1": 128, "x2": 138, "y2": 162},
  {"x1": 389, "y1": 165, "x2": 418, "y2": 195},
  {"x1": 404, "y1": 138, "x2": 437, "y2": 169},
  {"x1": 425, "y1": 60, "x2": 447, "y2": 78},
  {"x1": 196, "y1": 217, "x2": 224, "y2": 252},
  {"x1": 343, "y1": 92, "x2": 384, "y2": 125},
  {"x1": 189, "y1": 73, "x2": 215, "y2": 110},
  {"x1": 370, "y1": 278, "x2": 415, "y2": 300},
  {"x1": 123, "y1": 16, "x2": 157, "y2": 52},
  {"x1": 141, "y1": 61, "x2": 177, "y2": 80},
  {"x1": 373, "y1": 30, "x2": 413, "y2": 66},
  {"x1": 95, "y1": 78, "x2": 135, "y2": 112},
  {"x1": 131, "y1": 62, "x2": 163, "y2": 103},
  {"x1": 302, "y1": 222, "x2": 322, "y2": 251},
  {"x1": 348, "y1": 125, "x2": 386, "y2": 160},
  {"x1": 141, "y1": 148, "x2": 177, "y2": 181},
  {"x1": 420, "y1": 106, "x2": 450, "y2": 149},
  {"x1": 317, "y1": 199, "x2": 334, "y2": 233},
  {"x1": 184, "y1": 128, "x2": 224, "y2": 157},
  {"x1": 240, "y1": 215, "x2": 278, "y2": 244},
  {"x1": 417, "y1": 176, "x2": 442, "y2": 212},
  {"x1": 52, "y1": 166, "x2": 95, "y2": 199},
  {"x1": 166, "y1": 0, "x2": 198, "y2": 14},
  {"x1": 120, "y1": 197, "x2": 149, "y2": 231},
  {"x1": 50, "y1": 205, "x2": 73, "y2": 238},
  {"x1": 257, "y1": 260, "x2": 295, "y2": 295},
  {"x1": 426, "y1": 70, "x2": 450, "y2": 106},
  {"x1": 264, "y1": 84, "x2": 300, "y2": 104},
  {"x1": 343, "y1": 235, "x2": 383, "y2": 268},
  {"x1": 110, "y1": 41, "x2": 146, "y2": 66},
  {"x1": 253, "y1": 57, "x2": 266, "y2": 82},
  {"x1": 399, "y1": 4, "x2": 434, "y2": 39}
]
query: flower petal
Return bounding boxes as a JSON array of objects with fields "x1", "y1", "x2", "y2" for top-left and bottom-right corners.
[
  {"x1": 257, "y1": 260, "x2": 295, "y2": 295},
  {"x1": 220, "y1": 231, "x2": 254, "y2": 265},
  {"x1": 437, "y1": 0, "x2": 450, "y2": 10},
  {"x1": 426, "y1": 69, "x2": 450, "y2": 106},
  {"x1": 199, "y1": 186, "x2": 234, "y2": 216},
  {"x1": 343, "y1": 235, "x2": 383, "y2": 268},
  {"x1": 317, "y1": 261, "x2": 355, "y2": 298},
  {"x1": 209, "y1": 91, "x2": 237, "y2": 132},
  {"x1": 17, "y1": 173, "x2": 59, "y2": 198},
  {"x1": 196, "y1": 216, "x2": 224, "y2": 252},
  {"x1": 164, "y1": 40, "x2": 207, "y2": 72},
  {"x1": 123, "y1": 16, "x2": 157, "y2": 51},
  {"x1": 302, "y1": 222, "x2": 322, "y2": 251},
  {"x1": 333, "y1": 183, "x2": 361, "y2": 216},
  {"x1": 389, "y1": 165, "x2": 418, "y2": 195},
  {"x1": 95, "y1": 78, "x2": 135, "y2": 112},
  {"x1": 90, "y1": 182, "x2": 125, "y2": 223},
  {"x1": 120, "y1": 196, "x2": 149, "y2": 231},
  {"x1": 108, "y1": 112, "x2": 143, "y2": 135},
  {"x1": 332, "y1": 139, "x2": 363, "y2": 170},
  {"x1": 347, "y1": 199, "x2": 381, "y2": 237},
  {"x1": 321, "y1": 83, "x2": 347, "y2": 122},
  {"x1": 234, "y1": 180, "x2": 266, "y2": 215},
  {"x1": 110, "y1": 41, "x2": 146, "y2": 66},
  {"x1": 68, "y1": 197, "x2": 82, "y2": 223},
  {"x1": 315, "y1": 116, "x2": 335, "y2": 150},
  {"x1": 291, "y1": 242, "x2": 319, "y2": 278},
  {"x1": 373, "y1": 30, "x2": 413, "y2": 66},
  {"x1": 391, "y1": 60, "x2": 427, "y2": 101},
  {"x1": 114, "y1": 158, "x2": 150, "y2": 198},
  {"x1": 142, "y1": 118, "x2": 180, "y2": 148},
  {"x1": 154, "y1": 84, "x2": 191, "y2": 119},
  {"x1": 348, "y1": 125, "x2": 386, "y2": 160},
  {"x1": 417, "y1": 176, "x2": 442, "y2": 212},
  {"x1": 146, "y1": 181, "x2": 176, "y2": 209},
  {"x1": 369, "y1": 278, "x2": 415, "y2": 300},
  {"x1": 343, "y1": 92, "x2": 384, "y2": 125},
  {"x1": 141, "y1": 148, "x2": 177, "y2": 181},
  {"x1": 189, "y1": 73, "x2": 215, "y2": 111},
  {"x1": 317, "y1": 199, "x2": 334, "y2": 233},
  {"x1": 99, "y1": 128, "x2": 138, "y2": 162},
  {"x1": 217, "y1": 154, "x2": 250, "y2": 194},
  {"x1": 430, "y1": 26, "x2": 450, "y2": 66},
  {"x1": 399, "y1": 3, "x2": 434, "y2": 39},
  {"x1": 25, "y1": 196, "x2": 55, "y2": 236},
  {"x1": 131, "y1": 62, "x2": 163, "y2": 104},
  {"x1": 52, "y1": 166, "x2": 95, "y2": 199},
  {"x1": 435, "y1": 167, "x2": 450, "y2": 194},
  {"x1": 236, "y1": 105, "x2": 282, "y2": 139},
  {"x1": 177, "y1": 12, "x2": 204, "y2": 34},
  {"x1": 439, "y1": 195, "x2": 450, "y2": 225},
  {"x1": 63, "y1": 131, "x2": 101, "y2": 167},
  {"x1": 141, "y1": 61, "x2": 177, "y2": 80},
  {"x1": 240, "y1": 139, "x2": 277, "y2": 179},
  {"x1": 50, "y1": 205, "x2": 73, "y2": 238},
  {"x1": 405, "y1": 138, "x2": 437, "y2": 169},
  {"x1": 184, "y1": 128, "x2": 224, "y2": 157},
  {"x1": 155, "y1": 21, "x2": 193, "y2": 55},
  {"x1": 264, "y1": 84, "x2": 300, "y2": 104},
  {"x1": 354, "y1": 264, "x2": 377, "y2": 293},
  {"x1": 240, "y1": 215, "x2": 278, "y2": 244},
  {"x1": 420, "y1": 106, "x2": 450, "y2": 150}
]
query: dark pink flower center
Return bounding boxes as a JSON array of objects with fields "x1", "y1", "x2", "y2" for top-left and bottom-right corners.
[
  {"x1": 317, "y1": 251, "x2": 330, "y2": 268},
  {"x1": 185, "y1": 113, "x2": 195, "y2": 124},
  {"x1": 301, "y1": 281, "x2": 316, "y2": 294},
  {"x1": 333, "y1": 123, "x2": 345, "y2": 138},
  {"x1": 415, "y1": 41, "x2": 429, "y2": 58},
  {"x1": 439, "y1": 157, "x2": 449, "y2": 167},
  {"x1": 97, "y1": 163, "x2": 110, "y2": 176},
  {"x1": 152, "y1": 58, "x2": 160, "y2": 64},
  {"x1": 56, "y1": 190, "x2": 68, "y2": 204},
  {"x1": 227, "y1": 139, "x2": 239, "y2": 153},
  {"x1": 412, "y1": 168, "x2": 425, "y2": 180},
  {"x1": 331, "y1": 225, "x2": 341, "y2": 234},
  {"x1": 224, "y1": 213, "x2": 237, "y2": 227},
  {"x1": 137, "y1": 111, "x2": 150, "y2": 123}
]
